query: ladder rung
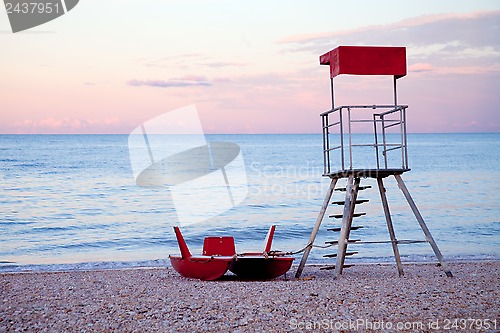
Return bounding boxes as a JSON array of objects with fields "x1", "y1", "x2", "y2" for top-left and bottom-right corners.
[
  {"x1": 327, "y1": 226, "x2": 364, "y2": 232},
  {"x1": 332, "y1": 199, "x2": 369, "y2": 205},
  {"x1": 323, "y1": 251, "x2": 358, "y2": 258},
  {"x1": 320, "y1": 264, "x2": 354, "y2": 270},
  {"x1": 335, "y1": 186, "x2": 372, "y2": 192},
  {"x1": 329, "y1": 213, "x2": 366, "y2": 219},
  {"x1": 325, "y1": 239, "x2": 361, "y2": 245}
]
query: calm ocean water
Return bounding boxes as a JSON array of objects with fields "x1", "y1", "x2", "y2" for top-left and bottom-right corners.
[{"x1": 0, "y1": 134, "x2": 499, "y2": 272}]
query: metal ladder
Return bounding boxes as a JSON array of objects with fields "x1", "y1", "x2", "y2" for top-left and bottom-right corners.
[{"x1": 295, "y1": 173, "x2": 453, "y2": 278}]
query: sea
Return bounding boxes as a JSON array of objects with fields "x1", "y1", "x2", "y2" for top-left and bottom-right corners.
[{"x1": 0, "y1": 133, "x2": 499, "y2": 273}]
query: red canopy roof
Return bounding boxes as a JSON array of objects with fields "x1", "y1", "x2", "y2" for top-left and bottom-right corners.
[{"x1": 320, "y1": 46, "x2": 407, "y2": 79}]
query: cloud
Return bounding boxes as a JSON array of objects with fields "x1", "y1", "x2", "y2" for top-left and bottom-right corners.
[
  {"x1": 127, "y1": 76, "x2": 213, "y2": 88},
  {"x1": 278, "y1": 10, "x2": 500, "y2": 78},
  {"x1": 408, "y1": 62, "x2": 500, "y2": 75},
  {"x1": 138, "y1": 54, "x2": 247, "y2": 71},
  {"x1": 202, "y1": 61, "x2": 247, "y2": 68},
  {"x1": 408, "y1": 63, "x2": 434, "y2": 73},
  {"x1": 140, "y1": 53, "x2": 206, "y2": 68},
  {"x1": 279, "y1": 10, "x2": 500, "y2": 64},
  {"x1": 7, "y1": 117, "x2": 125, "y2": 134},
  {"x1": 279, "y1": 11, "x2": 499, "y2": 47}
]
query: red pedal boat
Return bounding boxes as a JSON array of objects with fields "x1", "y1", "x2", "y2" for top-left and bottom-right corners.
[{"x1": 169, "y1": 225, "x2": 294, "y2": 281}]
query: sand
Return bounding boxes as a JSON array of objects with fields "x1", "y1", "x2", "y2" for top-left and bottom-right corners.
[{"x1": 1, "y1": 261, "x2": 499, "y2": 332}]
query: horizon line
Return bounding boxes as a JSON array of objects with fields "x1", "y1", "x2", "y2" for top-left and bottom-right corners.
[{"x1": 1, "y1": 132, "x2": 498, "y2": 135}]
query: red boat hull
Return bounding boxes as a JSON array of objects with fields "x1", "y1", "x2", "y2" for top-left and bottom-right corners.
[
  {"x1": 169, "y1": 256, "x2": 231, "y2": 281},
  {"x1": 229, "y1": 256, "x2": 294, "y2": 280}
]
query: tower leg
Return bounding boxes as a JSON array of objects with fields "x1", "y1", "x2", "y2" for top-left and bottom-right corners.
[
  {"x1": 377, "y1": 177, "x2": 404, "y2": 277},
  {"x1": 394, "y1": 174, "x2": 453, "y2": 277},
  {"x1": 295, "y1": 177, "x2": 338, "y2": 278},
  {"x1": 335, "y1": 176, "x2": 361, "y2": 277}
]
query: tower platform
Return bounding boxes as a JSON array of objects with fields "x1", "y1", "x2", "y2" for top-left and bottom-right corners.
[{"x1": 324, "y1": 168, "x2": 410, "y2": 179}]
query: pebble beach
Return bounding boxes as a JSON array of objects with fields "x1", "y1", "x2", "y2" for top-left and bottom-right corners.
[{"x1": 1, "y1": 261, "x2": 498, "y2": 332}]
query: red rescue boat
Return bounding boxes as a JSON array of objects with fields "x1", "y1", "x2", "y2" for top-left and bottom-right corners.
[
  {"x1": 169, "y1": 226, "x2": 233, "y2": 281},
  {"x1": 228, "y1": 225, "x2": 294, "y2": 279},
  {"x1": 169, "y1": 225, "x2": 294, "y2": 280}
]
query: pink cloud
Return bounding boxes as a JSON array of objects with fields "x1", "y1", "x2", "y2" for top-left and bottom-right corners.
[
  {"x1": 408, "y1": 63, "x2": 435, "y2": 73},
  {"x1": 7, "y1": 117, "x2": 125, "y2": 134},
  {"x1": 277, "y1": 9, "x2": 500, "y2": 78},
  {"x1": 203, "y1": 61, "x2": 246, "y2": 68},
  {"x1": 409, "y1": 63, "x2": 500, "y2": 75},
  {"x1": 127, "y1": 76, "x2": 212, "y2": 88},
  {"x1": 278, "y1": 10, "x2": 499, "y2": 46}
]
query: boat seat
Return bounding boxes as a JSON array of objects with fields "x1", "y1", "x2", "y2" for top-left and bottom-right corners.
[{"x1": 203, "y1": 236, "x2": 236, "y2": 256}]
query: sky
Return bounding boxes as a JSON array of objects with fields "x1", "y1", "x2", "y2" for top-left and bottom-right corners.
[{"x1": 1, "y1": 0, "x2": 499, "y2": 134}]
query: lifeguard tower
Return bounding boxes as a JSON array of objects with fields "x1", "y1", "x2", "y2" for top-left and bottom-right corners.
[{"x1": 295, "y1": 46, "x2": 452, "y2": 278}]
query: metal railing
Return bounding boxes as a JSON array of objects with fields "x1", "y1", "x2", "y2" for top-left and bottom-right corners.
[{"x1": 321, "y1": 105, "x2": 409, "y2": 175}]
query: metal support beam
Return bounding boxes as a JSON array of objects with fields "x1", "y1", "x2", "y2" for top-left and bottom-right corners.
[
  {"x1": 393, "y1": 76, "x2": 398, "y2": 106},
  {"x1": 295, "y1": 177, "x2": 338, "y2": 278},
  {"x1": 330, "y1": 78, "x2": 335, "y2": 110},
  {"x1": 394, "y1": 174, "x2": 453, "y2": 277},
  {"x1": 335, "y1": 176, "x2": 361, "y2": 277},
  {"x1": 377, "y1": 177, "x2": 404, "y2": 276}
]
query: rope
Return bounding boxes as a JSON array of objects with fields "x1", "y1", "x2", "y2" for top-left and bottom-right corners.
[
  {"x1": 279, "y1": 238, "x2": 428, "y2": 255},
  {"x1": 188, "y1": 256, "x2": 214, "y2": 263},
  {"x1": 273, "y1": 242, "x2": 337, "y2": 256},
  {"x1": 183, "y1": 242, "x2": 338, "y2": 261},
  {"x1": 183, "y1": 238, "x2": 427, "y2": 261}
]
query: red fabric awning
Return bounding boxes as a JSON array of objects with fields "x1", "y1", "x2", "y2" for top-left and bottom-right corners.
[{"x1": 320, "y1": 46, "x2": 407, "y2": 79}]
